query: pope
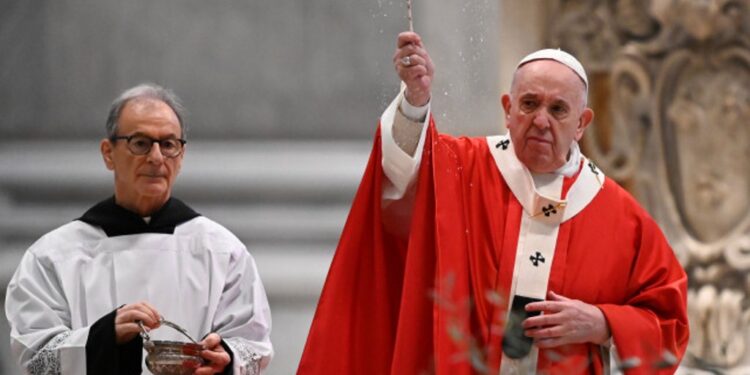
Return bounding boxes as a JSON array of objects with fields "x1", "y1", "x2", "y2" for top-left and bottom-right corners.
[{"x1": 298, "y1": 32, "x2": 689, "y2": 374}]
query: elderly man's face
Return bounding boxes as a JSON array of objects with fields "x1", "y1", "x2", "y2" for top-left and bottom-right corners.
[
  {"x1": 502, "y1": 60, "x2": 593, "y2": 173},
  {"x1": 100, "y1": 98, "x2": 184, "y2": 214}
]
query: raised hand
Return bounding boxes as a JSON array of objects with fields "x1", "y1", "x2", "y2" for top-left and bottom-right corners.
[{"x1": 393, "y1": 31, "x2": 434, "y2": 107}]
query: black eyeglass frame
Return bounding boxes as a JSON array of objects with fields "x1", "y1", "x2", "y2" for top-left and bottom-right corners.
[{"x1": 110, "y1": 135, "x2": 187, "y2": 158}]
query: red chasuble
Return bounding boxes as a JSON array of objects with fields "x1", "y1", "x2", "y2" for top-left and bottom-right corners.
[{"x1": 298, "y1": 120, "x2": 688, "y2": 375}]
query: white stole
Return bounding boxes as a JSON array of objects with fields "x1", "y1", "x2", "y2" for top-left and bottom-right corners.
[{"x1": 486, "y1": 135, "x2": 604, "y2": 374}]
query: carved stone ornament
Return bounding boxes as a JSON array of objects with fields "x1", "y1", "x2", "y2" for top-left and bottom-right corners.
[{"x1": 547, "y1": 0, "x2": 750, "y2": 372}]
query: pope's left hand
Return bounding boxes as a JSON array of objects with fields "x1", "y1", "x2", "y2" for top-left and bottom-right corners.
[
  {"x1": 194, "y1": 333, "x2": 231, "y2": 375},
  {"x1": 522, "y1": 291, "x2": 611, "y2": 348}
]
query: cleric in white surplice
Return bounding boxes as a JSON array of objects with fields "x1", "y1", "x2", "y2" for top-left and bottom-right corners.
[{"x1": 5, "y1": 84, "x2": 273, "y2": 375}]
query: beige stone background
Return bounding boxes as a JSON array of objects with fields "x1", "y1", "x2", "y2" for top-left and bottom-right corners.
[{"x1": 1, "y1": 0, "x2": 748, "y2": 374}]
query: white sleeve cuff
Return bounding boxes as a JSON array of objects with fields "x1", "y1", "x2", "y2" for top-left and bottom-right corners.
[
  {"x1": 399, "y1": 96, "x2": 429, "y2": 122},
  {"x1": 380, "y1": 87, "x2": 430, "y2": 200}
]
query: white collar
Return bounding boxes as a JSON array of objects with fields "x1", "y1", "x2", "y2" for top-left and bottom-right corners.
[
  {"x1": 531, "y1": 141, "x2": 580, "y2": 189},
  {"x1": 486, "y1": 135, "x2": 604, "y2": 223},
  {"x1": 553, "y1": 141, "x2": 581, "y2": 178}
]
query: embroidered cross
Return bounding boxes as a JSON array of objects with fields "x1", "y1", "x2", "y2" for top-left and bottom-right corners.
[
  {"x1": 588, "y1": 161, "x2": 599, "y2": 175},
  {"x1": 530, "y1": 251, "x2": 545, "y2": 267},
  {"x1": 542, "y1": 204, "x2": 557, "y2": 217},
  {"x1": 496, "y1": 139, "x2": 510, "y2": 150}
]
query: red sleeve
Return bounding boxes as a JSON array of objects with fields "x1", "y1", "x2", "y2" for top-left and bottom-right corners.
[
  {"x1": 297, "y1": 126, "x2": 405, "y2": 374},
  {"x1": 598, "y1": 209, "x2": 689, "y2": 375},
  {"x1": 298, "y1": 121, "x2": 444, "y2": 374}
]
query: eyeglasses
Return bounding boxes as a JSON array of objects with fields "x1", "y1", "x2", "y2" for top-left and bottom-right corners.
[{"x1": 111, "y1": 135, "x2": 186, "y2": 158}]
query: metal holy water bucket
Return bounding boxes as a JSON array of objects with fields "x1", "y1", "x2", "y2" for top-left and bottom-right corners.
[{"x1": 139, "y1": 320, "x2": 206, "y2": 375}]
